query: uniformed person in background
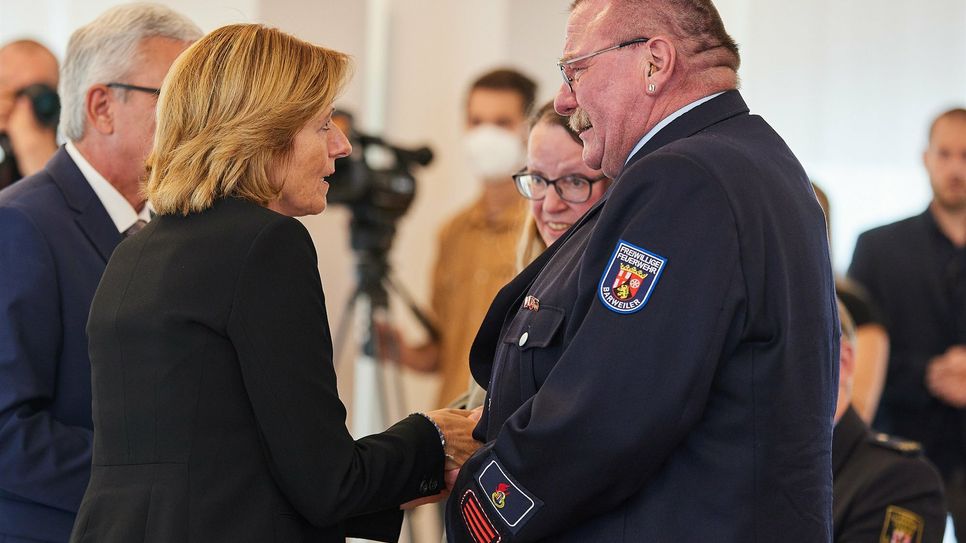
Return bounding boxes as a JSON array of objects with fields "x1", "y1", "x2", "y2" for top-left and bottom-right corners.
[
  {"x1": 833, "y1": 299, "x2": 946, "y2": 543},
  {"x1": 444, "y1": 0, "x2": 839, "y2": 541}
]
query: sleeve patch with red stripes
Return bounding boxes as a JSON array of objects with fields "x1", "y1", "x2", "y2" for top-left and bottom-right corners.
[{"x1": 461, "y1": 489, "x2": 502, "y2": 543}]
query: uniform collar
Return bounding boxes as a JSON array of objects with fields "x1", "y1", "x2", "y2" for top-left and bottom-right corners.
[
  {"x1": 921, "y1": 205, "x2": 965, "y2": 250},
  {"x1": 624, "y1": 90, "x2": 750, "y2": 171},
  {"x1": 832, "y1": 405, "x2": 867, "y2": 475},
  {"x1": 624, "y1": 92, "x2": 725, "y2": 166}
]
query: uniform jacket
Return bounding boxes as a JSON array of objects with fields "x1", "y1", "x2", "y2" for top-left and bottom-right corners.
[
  {"x1": 69, "y1": 197, "x2": 444, "y2": 543},
  {"x1": 0, "y1": 148, "x2": 113, "y2": 542},
  {"x1": 445, "y1": 91, "x2": 839, "y2": 542},
  {"x1": 833, "y1": 406, "x2": 945, "y2": 542}
]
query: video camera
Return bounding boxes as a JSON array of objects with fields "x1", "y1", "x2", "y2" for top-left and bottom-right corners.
[
  {"x1": 326, "y1": 112, "x2": 434, "y2": 303},
  {"x1": 0, "y1": 84, "x2": 60, "y2": 187},
  {"x1": 327, "y1": 113, "x2": 433, "y2": 254}
]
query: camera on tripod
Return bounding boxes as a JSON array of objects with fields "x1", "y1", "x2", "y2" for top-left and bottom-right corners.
[{"x1": 326, "y1": 112, "x2": 433, "y2": 304}]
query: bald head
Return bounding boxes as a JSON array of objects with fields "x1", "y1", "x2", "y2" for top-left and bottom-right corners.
[{"x1": 0, "y1": 39, "x2": 59, "y2": 87}]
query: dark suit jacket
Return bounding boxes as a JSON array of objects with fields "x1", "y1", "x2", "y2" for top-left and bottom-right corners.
[
  {"x1": 848, "y1": 210, "x2": 966, "y2": 477},
  {"x1": 0, "y1": 148, "x2": 116, "y2": 542},
  {"x1": 446, "y1": 91, "x2": 839, "y2": 542},
  {"x1": 833, "y1": 406, "x2": 946, "y2": 543},
  {"x1": 69, "y1": 197, "x2": 444, "y2": 543}
]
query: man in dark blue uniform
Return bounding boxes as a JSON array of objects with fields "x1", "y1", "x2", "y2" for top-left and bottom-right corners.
[
  {"x1": 444, "y1": 0, "x2": 839, "y2": 541},
  {"x1": 848, "y1": 107, "x2": 966, "y2": 540},
  {"x1": 833, "y1": 301, "x2": 946, "y2": 543}
]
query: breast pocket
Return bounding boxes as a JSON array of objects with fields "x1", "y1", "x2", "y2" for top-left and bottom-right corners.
[{"x1": 501, "y1": 305, "x2": 565, "y2": 401}]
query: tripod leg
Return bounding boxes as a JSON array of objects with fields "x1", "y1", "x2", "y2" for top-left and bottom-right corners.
[
  {"x1": 361, "y1": 300, "x2": 421, "y2": 543},
  {"x1": 385, "y1": 273, "x2": 440, "y2": 342},
  {"x1": 333, "y1": 289, "x2": 361, "y2": 370}
]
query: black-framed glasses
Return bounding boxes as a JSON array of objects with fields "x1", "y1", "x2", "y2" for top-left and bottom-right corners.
[
  {"x1": 105, "y1": 82, "x2": 161, "y2": 97},
  {"x1": 557, "y1": 37, "x2": 649, "y2": 93},
  {"x1": 513, "y1": 171, "x2": 607, "y2": 204}
]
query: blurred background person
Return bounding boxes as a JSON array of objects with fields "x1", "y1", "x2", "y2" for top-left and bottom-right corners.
[
  {"x1": 849, "y1": 107, "x2": 966, "y2": 540},
  {"x1": 0, "y1": 39, "x2": 59, "y2": 188},
  {"x1": 71, "y1": 23, "x2": 479, "y2": 543},
  {"x1": 452, "y1": 99, "x2": 610, "y2": 411},
  {"x1": 393, "y1": 68, "x2": 536, "y2": 408},
  {"x1": 0, "y1": 5, "x2": 201, "y2": 542},
  {"x1": 833, "y1": 299, "x2": 945, "y2": 543},
  {"x1": 813, "y1": 181, "x2": 890, "y2": 424}
]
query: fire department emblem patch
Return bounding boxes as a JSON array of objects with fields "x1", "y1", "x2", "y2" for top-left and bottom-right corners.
[
  {"x1": 598, "y1": 240, "x2": 666, "y2": 314},
  {"x1": 475, "y1": 458, "x2": 541, "y2": 533},
  {"x1": 880, "y1": 505, "x2": 923, "y2": 543},
  {"x1": 491, "y1": 483, "x2": 510, "y2": 509}
]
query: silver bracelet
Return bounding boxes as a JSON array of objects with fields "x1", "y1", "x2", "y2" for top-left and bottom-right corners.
[{"x1": 412, "y1": 412, "x2": 447, "y2": 457}]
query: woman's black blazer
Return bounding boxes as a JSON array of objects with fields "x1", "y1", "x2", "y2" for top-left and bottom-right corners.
[{"x1": 70, "y1": 197, "x2": 443, "y2": 542}]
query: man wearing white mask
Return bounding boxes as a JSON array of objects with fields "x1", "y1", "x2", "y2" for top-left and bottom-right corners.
[{"x1": 396, "y1": 68, "x2": 535, "y2": 408}]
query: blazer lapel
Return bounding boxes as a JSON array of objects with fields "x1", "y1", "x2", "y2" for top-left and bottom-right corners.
[{"x1": 47, "y1": 147, "x2": 121, "y2": 262}]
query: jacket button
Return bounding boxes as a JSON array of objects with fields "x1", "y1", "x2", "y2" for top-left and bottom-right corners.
[
  {"x1": 429, "y1": 479, "x2": 439, "y2": 491},
  {"x1": 518, "y1": 332, "x2": 529, "y2": 347},
  {"x1": 419, "y1": 480, "x2": 429, "y2": 493}
]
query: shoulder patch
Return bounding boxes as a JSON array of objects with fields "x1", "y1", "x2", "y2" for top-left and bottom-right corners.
[
  {"x1": 597, "y1": 240, "x2": 667, "y2": 314},
  {"x1": 880, "y1": 505, "x2": 924, "y2": 543},
  {"x1": 872, "y1": 433, "x2": 923, "y2": 457},
  {"x1": 475, "y1": 458, "x2": 542, "y2": 533}
]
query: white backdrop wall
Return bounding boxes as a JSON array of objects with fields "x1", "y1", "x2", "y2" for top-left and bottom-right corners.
[{"x1": 723, "y1": 0, "x2": 966, "y2": 269}]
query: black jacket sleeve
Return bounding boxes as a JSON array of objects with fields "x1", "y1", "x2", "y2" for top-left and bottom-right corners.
[{"x1": 226, "y1": 217, "x2": 443, "y2": 531}]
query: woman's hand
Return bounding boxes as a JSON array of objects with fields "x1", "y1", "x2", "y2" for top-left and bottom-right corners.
[
  {"x1": 399, "y1": 408, "x2": 484, "y2": 510},
  {"x1": 426, "y1": 408, "x2": 483, "y2": 470}
]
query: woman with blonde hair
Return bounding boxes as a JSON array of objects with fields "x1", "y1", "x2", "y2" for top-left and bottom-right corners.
[
  {"x1": 70, "y1": 24, "x2": 478, "y2": 543},
  {"x1": 514, "y1": 100, "x2": 610, "y2": 269}
]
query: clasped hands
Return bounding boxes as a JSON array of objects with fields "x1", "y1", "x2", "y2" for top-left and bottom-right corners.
[{"x1": 401, "y1": 406, "x2": 483, "y2": 509}]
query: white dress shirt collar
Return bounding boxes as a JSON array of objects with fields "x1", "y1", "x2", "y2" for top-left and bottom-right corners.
[
  {"x1": 624, "y1": 91, "x2": 726, "y2": 166},
  {"x1": 65, "y1": 141, "x2": 150, "y2": 234}
]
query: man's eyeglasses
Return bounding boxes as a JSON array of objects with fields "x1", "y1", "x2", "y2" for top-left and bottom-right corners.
[
  {"x1": 513, "y1": 171, "x2": 607, "y2": 204},
  {"x1": 557, "y1": 37, "x2": 649, "y2": 93},
  {"x1": 105, "y1": 82, "x2": 161, "y2": 97}
]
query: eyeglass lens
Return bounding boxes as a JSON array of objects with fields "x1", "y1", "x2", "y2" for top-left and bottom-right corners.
[{"x1": 517, "y1": 174, "x2": 592, "y2": 203}]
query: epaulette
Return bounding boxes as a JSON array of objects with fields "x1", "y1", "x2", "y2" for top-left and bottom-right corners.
[{"x1": 871, "y1": 432, "x2": 923, "y2": 456}]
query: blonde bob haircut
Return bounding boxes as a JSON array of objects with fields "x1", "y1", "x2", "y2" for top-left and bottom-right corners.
[{"x1": 147, "y1": 24, "x2": 351, "y2": 215}]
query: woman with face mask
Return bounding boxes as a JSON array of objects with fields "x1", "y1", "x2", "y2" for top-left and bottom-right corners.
[{"x1": 388, "y1": 70, "x2": 537, "y2": 410}]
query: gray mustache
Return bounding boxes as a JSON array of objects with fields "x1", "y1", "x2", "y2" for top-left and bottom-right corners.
[{"x1": 569, "y1": 108, "x2": 592, "y2": 133}]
